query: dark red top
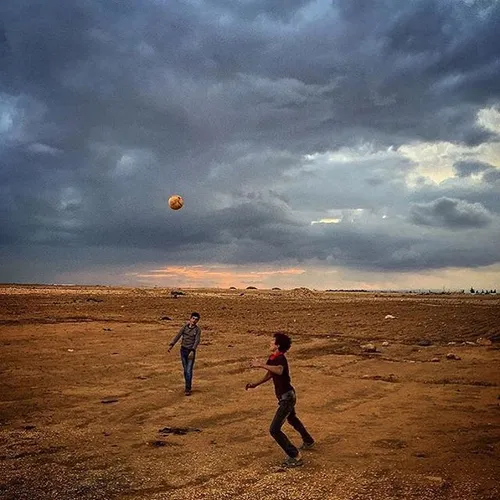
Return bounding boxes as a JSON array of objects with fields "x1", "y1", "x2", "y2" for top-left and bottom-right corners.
[{"x1": 266, "y1": 353, "x2": 294, "y2": 399}]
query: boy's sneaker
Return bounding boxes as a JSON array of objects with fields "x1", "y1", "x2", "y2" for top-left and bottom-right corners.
[
  {"x1": 299, "y1": 441, "x2": 315, "y2": 450},
  {"x1": 281, "y1": 455, "x2": 303, "y2": 468},
  {"x1": 184, "y1": 390, "x2": 192, "y2": 396}
]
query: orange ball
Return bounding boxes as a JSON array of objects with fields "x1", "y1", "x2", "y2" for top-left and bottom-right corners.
[{"x1": 168, "y1": 194, "x2": 184, "y2": 210}]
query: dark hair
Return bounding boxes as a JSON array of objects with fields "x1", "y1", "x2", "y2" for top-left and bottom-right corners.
[
  {"x1": 274, "y1": 333, "x2": 292, "y2": 352},
  {"x1": 191, "y1": 312, "x2": 200, "y2": 319}
]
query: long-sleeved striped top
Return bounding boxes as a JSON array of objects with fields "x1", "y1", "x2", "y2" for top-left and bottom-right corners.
[{"x1": 169, "y1": 323, "x2": 201, "y2": 350}]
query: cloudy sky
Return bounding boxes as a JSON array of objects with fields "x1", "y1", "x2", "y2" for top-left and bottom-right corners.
[{"x1": 1, "y1": 0, "x2": 500, "y2": 290}]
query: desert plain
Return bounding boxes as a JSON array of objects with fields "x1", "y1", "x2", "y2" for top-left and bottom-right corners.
[{"x1": 0, "y1": 284, "x2": 499, "y2": 500}]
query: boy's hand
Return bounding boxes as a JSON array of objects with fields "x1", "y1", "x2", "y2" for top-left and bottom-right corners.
[
  {"x1": 245, "y1": 382, "x2": 256, "y2": 390},
  {"x1": 250, "y1": 359, "x2": 262, "y2": 368},
  {"x1": 188, "y1": 351, "x2": 195, "y2": 360},
  {"x1": 167, "y1": 347, "x2": 172, "y2": 353}
]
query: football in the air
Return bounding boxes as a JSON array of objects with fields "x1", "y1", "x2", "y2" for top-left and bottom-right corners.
[{"x1": 168, "y1": 194, "x2": 184, "y2": 210}]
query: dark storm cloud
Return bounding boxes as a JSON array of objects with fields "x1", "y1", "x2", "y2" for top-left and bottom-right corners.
[
  {"x1": 1, "y1": 0, "x2": 500, "y2": 283},
  {"x1": 408, "y1": 197, "x2": 493, "y2": 229},
  {"x1": 407, "y1": 167, "x2": 500, "y2": 217},
  {"x1": 209, "y1": 0, "x2": 313, "y2": 21},
  {"x1": 483, "y1": 168, "x2": 500, "y2": 184},
  {"x1": 454, "y1": 160, "x2": 492, "y2": 177}
]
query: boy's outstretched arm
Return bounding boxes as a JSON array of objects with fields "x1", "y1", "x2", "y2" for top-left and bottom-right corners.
[
  {"x1": 245, "y1": 371, "x2": 272, "y2": 390},
  {"x1": 167, "y1": 327, "x2": 183, "y2": 352},
  {"x1": 250, "y1": 359, "x2": 283, "y2": 375}
]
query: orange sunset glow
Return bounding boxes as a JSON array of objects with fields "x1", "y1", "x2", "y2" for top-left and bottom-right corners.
[{"x1": 134, "y1": 265, "x2": 306, "y2": 288}]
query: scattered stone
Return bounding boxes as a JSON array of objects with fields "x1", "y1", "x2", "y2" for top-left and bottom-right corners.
[
  {"x1": 361, "y1": 343, "x2": 377, "y2": 353},
  {"x1": 227, "y1": 344, "x2": 234, "y2": 348},
  {"x1": 23, "y1": 425, "x2": 36, "y2": 430},
  {"x1": 448, "y1": 341, "x2": 456, "y2": 345},
  {"x1": 372, "y1": 438, "x2": 408, "y2": 449},
  {"x1": 101, "y1": 398, "x2": 119, "y2": 404},
  {"x1": 417, "y1": 339, "x2": 432, "y2": 347},
  {"x1": 465, "y1": 341, "x2": 476, "y2": 346},
  {"x1": 382, "y1": 341, "x2": 390, "y2": 347},
  {"x1": 363, "y1": 374, "x2": 399, "y2": 383},
  {"x1": 476, "y1": 337, "x2": 492, "y2": 346},
  {"x1": 385, "y1": 314, "x2": 396, "y2": 319},
  {"x1": 424, "y1": 476, "x2": 449, "y2": 488},
  {"x1": 103, "y1": 328, "x2": 112, "y2": 331},
  {"x1": 150, "y1": 440, "x2": 168, "y2": 447},
  {"x1": 136, "y1": 375, "x2": 148, "y2": 380},
  {"x1": 446, "y1": 353, "x2": 461, "y2": 360},
  {"x1": 385, "y1": 374, "x2": 398, "y2": 382},
  {"x1": 414, "y1": 452, "x2": 427, "y2": 458},
  {"x1": 431, "y1": 357, "x2": 440, "y2": 362},
  {"x1": 160, "y1": 316, "x2": 172, "y2": 321},
  {"x1": 158, "y1": 426, "x2": 201, "y2": 435},
  {"x1": 67, "y1": 349, "x2": 74, "y2": 352}
]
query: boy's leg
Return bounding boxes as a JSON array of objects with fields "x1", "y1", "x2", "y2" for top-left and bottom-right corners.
[
  {"x1": 269, "y1": 396, "x2": 299, "y2": 458},
  {"x1": 180, "y1": 348, "x2": 190, "y2": 392},
  {"x1": 287, "y1": 410, "x2": 314, "y2": 446},
  {"x1": 185, "y1": 351, "x2": 195, "y2": 392}
]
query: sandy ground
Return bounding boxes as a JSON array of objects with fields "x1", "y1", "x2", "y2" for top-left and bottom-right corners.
[{"x1": 0, "y1": 285, "x2": 499, "y2": 500}]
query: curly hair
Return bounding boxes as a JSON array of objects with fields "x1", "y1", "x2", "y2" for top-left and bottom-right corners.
[{"x1": 274, "y1": 332, "x2": 292, "y2": 352}]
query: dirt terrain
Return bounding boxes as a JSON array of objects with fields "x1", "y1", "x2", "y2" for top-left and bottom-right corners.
[{"x1": 0, "y1": 285, "x2": 499, "y2": 499}]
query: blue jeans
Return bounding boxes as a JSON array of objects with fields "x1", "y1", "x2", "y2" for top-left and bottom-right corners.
[
  {"x1": 269, "y1": 390, "x2": 314, "y2": 458},
  {"x1": 180, "y1": 347, "x2": 196, "y2": 391}
]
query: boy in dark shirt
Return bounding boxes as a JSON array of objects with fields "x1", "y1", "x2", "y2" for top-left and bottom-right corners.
[
  {"x1": 168, "y1": 312, "x2": 201, "y2": 396},
  {"x1": 246, "y1": 333, "x2": 314, "y2": 468}
]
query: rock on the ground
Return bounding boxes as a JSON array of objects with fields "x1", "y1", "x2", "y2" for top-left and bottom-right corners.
[
  {"x1": 417, "y1": 339, "x2": 433, "y2": 346},
  {"x1": 361, "y1": 343, "x2": 377, "y2": 353},
  {"x1": 476, "y1": 337, "x2": 492, "y2": 346}
]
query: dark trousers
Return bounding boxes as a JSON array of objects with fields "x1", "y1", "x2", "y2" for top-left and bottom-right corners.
[
  {"x1": 180, "y1": 347, "x2": 195, "y2": 391},
  {"x1": 269, "y1": 390, "x2": 314, "y2": 458}
]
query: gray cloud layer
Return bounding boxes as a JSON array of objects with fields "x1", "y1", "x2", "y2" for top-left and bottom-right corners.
[
  {"x1": 409, "y1": 197, "x2": 493, "y2": 229},
  {"x1": 1, "y1": 0, "x2": 500, "y2": 283}
]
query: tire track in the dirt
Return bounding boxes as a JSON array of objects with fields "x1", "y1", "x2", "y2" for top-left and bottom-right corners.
[
  {"x1": 0, "y1": 318, "x2": 161, "y2": 326},
  {"x1": 146, "y1": 457, "x2": 302, "y2": 500},
  {"x1": 120, "y1": 468, "x2": 264, "y2": 500},
  {"x1": 310, "y1": 385, "x2": 402, "y2": 413},
  {"x1": 417, "y1": 378, "x2": 498, "y2": 387},
  {"x1": 294, "y1": 341, "x2": 360, "y2": 358},
  {"x1": 120, "y1": 446, "x2": 283, "y2": 499},
  {"x1": 188, "y1": 408, "x2": 260, "y2": 429},
  {"x1": 199, "y1": 356, "x2": 249, "y2": 369}
]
